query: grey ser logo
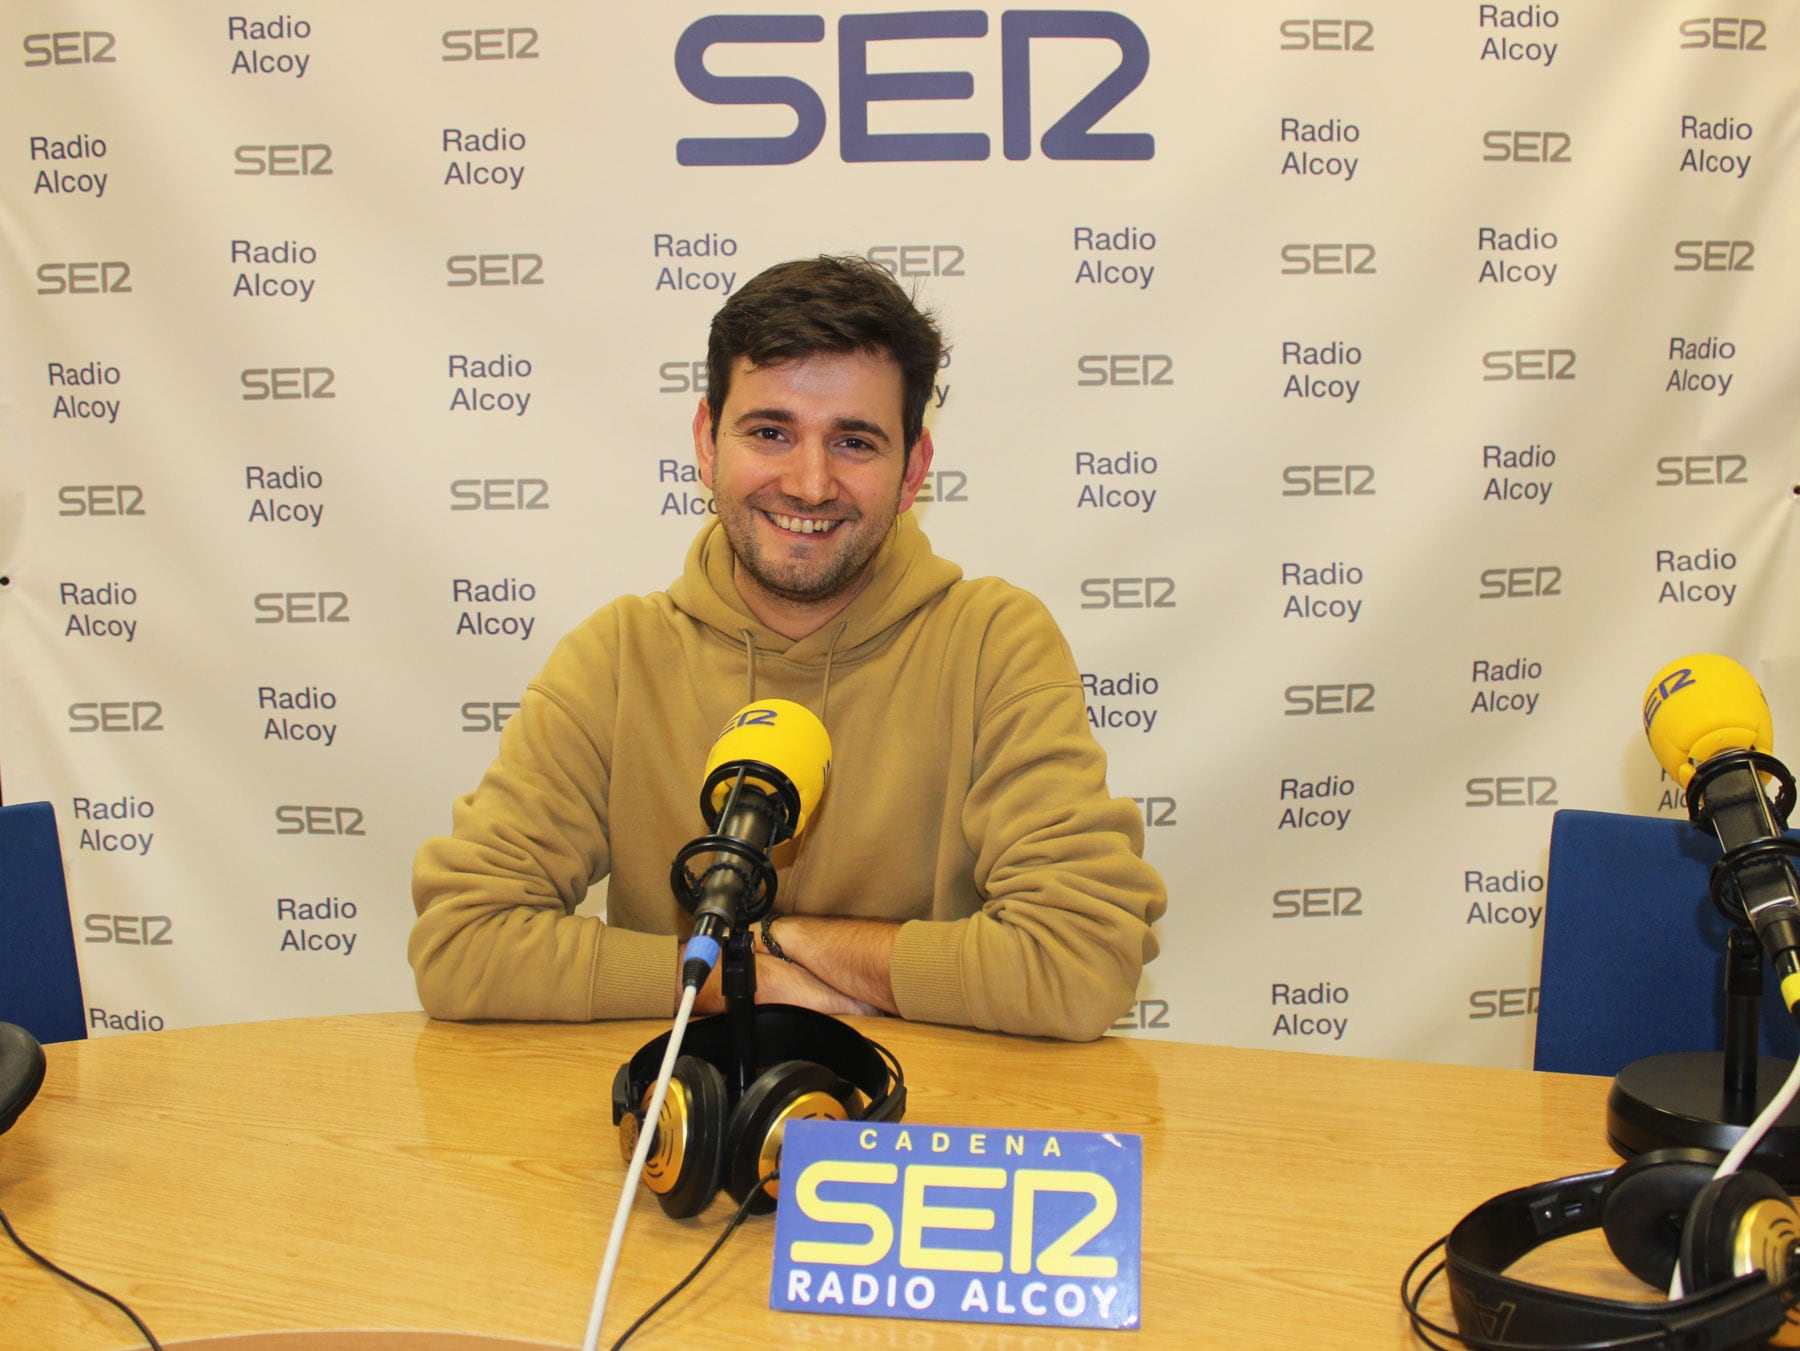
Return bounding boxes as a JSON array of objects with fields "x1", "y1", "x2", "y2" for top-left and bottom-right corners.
[
  {"x1": 37, "y1": 261, "x2": 130, "y2": 294},
  {"x1": 451, "y1": 478, "x2": 549, "y2": 510},
  {"x1": 69, "y1": 701, "x2": 163, "y2": 732},
  {"x1": 235, "y1": 144, "x2": 332, "y2": 175},
  {"x1": 276, "y1": 805, "x2": 365, "y2": 836},
  {"x1": 23, "y1": 31, "x2": 116, "y2": 65},
  {"x1": 242, "y1": 367, "x2": 335, "y2": 400},
  {"x1": 84, "y1": 914, "x2": 172, "y2": 944},
  {"x1": 59, "y1": 485, "x2": 144, "y2": 516},
  {"x1": 253, "y1": 592, "x2": 349, "y2": 623},
  {"x1": 442, "y1": 28, "x2": 539, "y2": 60},
  {"x1": 447, "y1": 254, "x2": 543, "y2": 287},
  {"x1": 1080, "y1": 577, "x2": 1175, "y2": 609}
]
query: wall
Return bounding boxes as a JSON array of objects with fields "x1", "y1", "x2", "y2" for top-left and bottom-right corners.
[{"x1": 3, "y1": 2, "x2": 1796, "y2": 1063}]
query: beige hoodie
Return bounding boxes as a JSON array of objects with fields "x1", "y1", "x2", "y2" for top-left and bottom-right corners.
[{"x1": 409, "y1": 515, "x2": 1164, "y2": 1040}]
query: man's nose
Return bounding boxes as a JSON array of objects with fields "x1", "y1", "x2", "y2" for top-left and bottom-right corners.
[{"x1": 779, "y1": 439, "x2": 836, "y2": 505}]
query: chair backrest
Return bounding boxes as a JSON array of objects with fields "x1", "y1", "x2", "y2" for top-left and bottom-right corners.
[
  {"x1": 1534, "y1": 807, "x2": 1800, "y2": 1076},
  {"x1": 0, "y1": 801, "x2": 88, "y2": 1043}
]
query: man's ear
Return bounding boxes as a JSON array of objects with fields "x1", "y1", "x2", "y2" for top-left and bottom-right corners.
[
  {"x1": 692, "y1": 398, "x2": 716, "y2": 491},
  {"x1": 898, "y1": 428, "x2": 935, "y2": 513}
]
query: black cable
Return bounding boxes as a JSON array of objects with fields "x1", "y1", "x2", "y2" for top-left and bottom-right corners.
[
  {"x1": 609, "y1": 1169, "x2": 778, "y2": 1351},
  {"x1": 0, "y1": 1201, "x2": 163, "y2": 1349}
]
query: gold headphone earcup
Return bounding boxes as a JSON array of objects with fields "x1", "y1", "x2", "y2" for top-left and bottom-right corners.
[
  {"x1": 1678, "y1": 1167, "x2": 1800, "y2": 1338},
  {"x1": 722, "y1": 1060, "x2": 855, "y2": 1215},
  {"x1": 624, "y1": 1054, "x2": 728, "y2": 1219}
]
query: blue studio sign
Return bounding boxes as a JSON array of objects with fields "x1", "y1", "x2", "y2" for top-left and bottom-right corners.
[{"x1": 770, "y1": 1120, "x2": 1142, "y2": 1330}]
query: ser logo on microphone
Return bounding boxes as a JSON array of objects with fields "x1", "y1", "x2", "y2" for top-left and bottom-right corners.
[
  {"x1": 1643, "y1": 666, "x2": 1697, "y2": 731},
  {"x1": 718, "y1": 706, "x2": 778, "y2": 735}
]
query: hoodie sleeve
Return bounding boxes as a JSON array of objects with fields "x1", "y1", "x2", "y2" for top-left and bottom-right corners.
[
  {"x1": 887, "y1": 592, "x2": 1167, "y2": 1041},
  {"x1": 407, "y1": 624, "x2": 678, "y2": 1022}
]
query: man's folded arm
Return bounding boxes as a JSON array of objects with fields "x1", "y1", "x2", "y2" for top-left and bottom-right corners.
[
  {"x1": 408, "y1": 682, "x2": 677, "y2": 1022},
  {"x1": 892, "y1": 667, "x2": 1166, "y2": 1042}
]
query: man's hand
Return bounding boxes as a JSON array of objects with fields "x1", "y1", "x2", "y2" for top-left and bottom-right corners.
[
  {"x1": 751, "y1": 954, "x2": 884, "y2": 1017},
  {"x1": 690, "y1": 950, "x2": 881, "y2": 1018},
  {"x1": 757, "y1": 915, "x2": 901, "y2": 1015}
]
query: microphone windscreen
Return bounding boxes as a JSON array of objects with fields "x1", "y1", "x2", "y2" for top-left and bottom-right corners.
[
  {"x1": 704, "y1": 700, "x2": 832, "y2": 835},
  {"x1": 1643, "y1": 653, "x2": 1773, "y2": 786}
]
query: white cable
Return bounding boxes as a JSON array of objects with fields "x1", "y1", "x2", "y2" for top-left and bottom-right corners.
[
  {"x1": 1715, "y1": 1053, "x2": 1800, "y2": 1178},
  {"x1": 582, "y1": 983, "x2": 701, "y2": 1351},
  {"x1": 1666, "y1": 1048, "x2": 1800, "y2": 1299}
]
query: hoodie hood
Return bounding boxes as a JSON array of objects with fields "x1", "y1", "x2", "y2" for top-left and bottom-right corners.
[{"x1": 668, "y1": 513, "x2": 963, "y2": 671}]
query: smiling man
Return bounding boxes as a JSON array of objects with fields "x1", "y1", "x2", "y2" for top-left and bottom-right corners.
[
  {"x1": 697, "y1": 346, "x2": 924, "y2": 635},
  {"x1": 409, "y1": 256, "x2": 1165, "y2": 1040}
]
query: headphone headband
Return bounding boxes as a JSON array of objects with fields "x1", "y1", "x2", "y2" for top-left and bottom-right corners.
[
  {"x1": 0, "y1": 1022, "x2": 47, "y2": 1136},
  {"x1": 1438, "y1": 1167, "x2": 1796, "y2": 1351},
  {"x1": 611, "y1": 1005, "x2": 905, "y2": 1129}
]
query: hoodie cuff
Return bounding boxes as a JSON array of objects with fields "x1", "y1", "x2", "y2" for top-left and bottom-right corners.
[
  {"x1": 591, "y1": 927, "x2": 685, "y2": 1020},
  {"x1": 889, "y1": 918, "x2": 973, "y2": 1029}
]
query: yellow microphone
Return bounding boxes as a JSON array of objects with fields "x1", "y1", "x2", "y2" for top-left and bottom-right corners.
[
  {"x1": 674, "y1": 700, "x2": 832, "y2": 987},
  {"x1": 1642, "y1": 653, "x2": 1774, "y2": 788},
  {"x1": 701, "y1": 699, "x2": 832, "y2": 837},
  {"x1": 1643, "y1": 655, "x2": 1800, "y2": 1014}
]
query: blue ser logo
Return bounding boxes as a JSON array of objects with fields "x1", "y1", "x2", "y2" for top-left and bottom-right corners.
[
  {"x1": 1642, "y1": 666, "x2": 1694, "y2": 732},
  {"x1": 675, "y1": 11, "x2": 1154, "y2": 164}
]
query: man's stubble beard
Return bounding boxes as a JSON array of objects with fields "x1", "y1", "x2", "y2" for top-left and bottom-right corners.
[{"x1": 722, "y1": 492, "x2": 897, "y2": 611}]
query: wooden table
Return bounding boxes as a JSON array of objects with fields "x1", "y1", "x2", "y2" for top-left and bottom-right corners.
[{"x1": 0, "y1": 1012, "x2": 1648, "y2": 1349}]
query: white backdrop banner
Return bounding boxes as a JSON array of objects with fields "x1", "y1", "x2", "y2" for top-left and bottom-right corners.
[{"x1": 2, "y1": 2, "x2": 1797, "y2": 1065}]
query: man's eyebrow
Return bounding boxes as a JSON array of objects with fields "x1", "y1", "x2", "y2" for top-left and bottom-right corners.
[
  {"x1": 732, "y1": 408, "x2": 893, "y2": 444},
  {"x1": 829, "y1": 416, "x2": 892, "y2": 443},
  {"x1": 732, "y1": 405, "x2": 796, "y2": 429}
]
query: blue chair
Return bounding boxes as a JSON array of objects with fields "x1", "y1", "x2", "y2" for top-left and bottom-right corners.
[
  {"x1": 0, "y1": 801, "x2": 88, "y2": 1043},
  {"x1": 1535, "y1": 807, "x2": 1800, "y2": 1077}
]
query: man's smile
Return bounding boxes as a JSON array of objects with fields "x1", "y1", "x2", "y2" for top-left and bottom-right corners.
[{"x1": 765, "y1": 511, "x2": 845, "y2": 536}]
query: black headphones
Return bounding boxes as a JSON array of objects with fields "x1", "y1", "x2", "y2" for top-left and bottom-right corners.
[
  {"x1": 0, "y1": 1022, "x2": 46, "y2": 1136},
  {"x1": 1406, "y1": 1148, "x2": 1800, "y2": 1350},
  {"x1": 610, "y1": 1005, "x2": 905, "y2": 1220}
]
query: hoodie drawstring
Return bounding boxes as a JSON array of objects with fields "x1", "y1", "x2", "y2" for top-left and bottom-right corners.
[
  {"x1": 738, "y1": 628, "x2": 759, "y2": 705},
  {"x1": 818, "y1": 621, "x2": 847, "y2": 725},
  {"x1": 736, "y1": 622, "x2": 845, "y2": 727}
]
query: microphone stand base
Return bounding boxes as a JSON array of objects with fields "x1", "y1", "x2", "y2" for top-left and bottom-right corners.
[{"x1": 1608, "y1": 1051, "x2": 1800, "y2": 1182}]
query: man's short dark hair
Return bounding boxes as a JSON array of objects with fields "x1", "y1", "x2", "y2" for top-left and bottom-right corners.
[{"x1": 706, "y1": 255, "x2": 945, "y2": 451}]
